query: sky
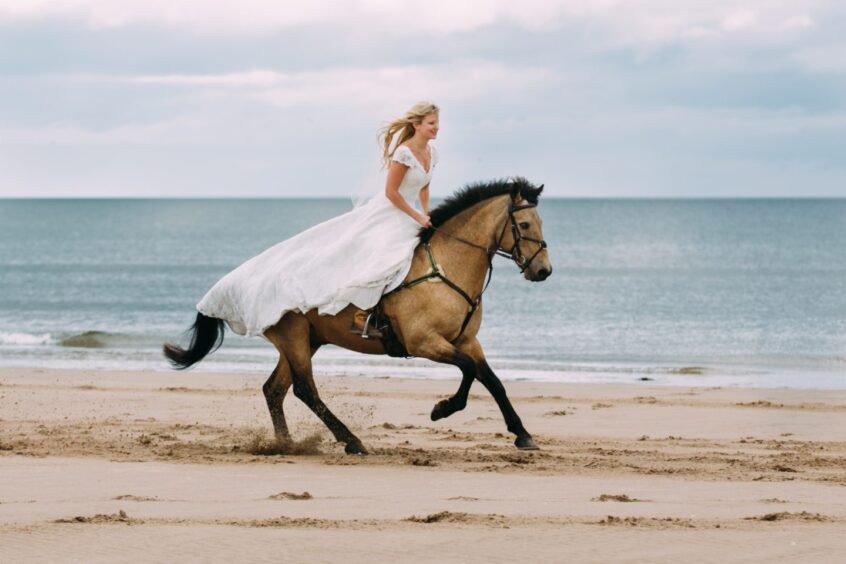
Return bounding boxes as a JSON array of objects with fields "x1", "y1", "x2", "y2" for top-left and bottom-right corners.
[{"x1": 1, "y1": 0, "x2": 844, "y2": 198}]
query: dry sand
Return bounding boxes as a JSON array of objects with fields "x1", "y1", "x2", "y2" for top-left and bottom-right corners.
[{"x1": 1, "y1": 367, "x2": 844, "y2": 563}]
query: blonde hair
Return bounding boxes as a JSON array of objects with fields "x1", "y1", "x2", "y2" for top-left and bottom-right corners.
[{"x1": 378, "y1": 101, "x2": 439, "y2": 168}]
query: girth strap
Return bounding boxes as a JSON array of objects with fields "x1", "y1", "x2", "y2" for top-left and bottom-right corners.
[
  {"x1": 387, "y1": 242, "x2": 490, "y2": 339},
  {"x1": 393, "y1": 243, "x2": 442, "y2": 288}
]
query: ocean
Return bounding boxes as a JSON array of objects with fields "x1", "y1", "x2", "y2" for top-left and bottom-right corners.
[{"x1": 1, "y1": 198, "x2": 844, "y2": 389}]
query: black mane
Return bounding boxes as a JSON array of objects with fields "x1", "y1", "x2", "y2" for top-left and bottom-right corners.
[{"x1": 419, "y1": 176, "x2": 543, "y2": 241}]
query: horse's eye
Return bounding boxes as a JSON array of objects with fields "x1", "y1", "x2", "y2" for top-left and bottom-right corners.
[{"x1": 519, "y1": 222, "x2": 530, "y2": 229}]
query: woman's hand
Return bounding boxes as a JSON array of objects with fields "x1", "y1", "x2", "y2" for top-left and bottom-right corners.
[{"x1": 417, "y1": 213, "x2": 432, "y2": 228}]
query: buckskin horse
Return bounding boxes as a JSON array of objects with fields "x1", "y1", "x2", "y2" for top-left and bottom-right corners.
[{"x1": 163, "y1": 178, "x2": 551, "y2": 454}]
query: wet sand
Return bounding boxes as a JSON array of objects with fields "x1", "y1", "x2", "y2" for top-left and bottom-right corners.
[{"x1": 1, "y1": 367, "x2": 844, "y2": 563}]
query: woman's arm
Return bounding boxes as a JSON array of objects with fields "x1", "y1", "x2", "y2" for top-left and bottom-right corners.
[
  {"x1": 419, "y1": 184, "x2": 430, "y2": 216},
  {"x1": 385, "y1": 162, "x2": 431, "y2": 227}
]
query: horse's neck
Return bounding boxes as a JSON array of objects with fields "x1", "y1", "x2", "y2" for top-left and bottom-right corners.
[{"x1": 430, "y1": 195, "x2": 509, "y2": 295}]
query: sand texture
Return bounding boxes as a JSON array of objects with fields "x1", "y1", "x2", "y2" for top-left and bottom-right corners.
[{"x1": 1, "y1": 367, "x2": 845, "y2": 563}]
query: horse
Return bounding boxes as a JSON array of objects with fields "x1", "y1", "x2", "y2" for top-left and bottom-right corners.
[{"x1": 163, "y1": 177, "x2": 552, "y2": 454}]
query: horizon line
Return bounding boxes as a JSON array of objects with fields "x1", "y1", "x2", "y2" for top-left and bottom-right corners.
[{"x1": 2, "y1": 195, "x2": 845, "y2": 201}]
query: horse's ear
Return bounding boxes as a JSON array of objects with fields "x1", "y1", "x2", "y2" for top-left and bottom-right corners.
[
  {"x1": 509, "y1": 183, "x2": 523, "y2": 203},
  {"x1": 538, "y1": 183, "x2": 544, "y2": 193}
]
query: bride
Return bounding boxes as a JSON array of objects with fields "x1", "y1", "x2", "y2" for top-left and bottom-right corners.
[{"x1": 196, "y1": 101, "x2": 440, "y2": 339}]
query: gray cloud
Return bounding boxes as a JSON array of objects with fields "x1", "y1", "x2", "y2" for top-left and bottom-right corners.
[{"x1": 1, "y1": 1, "x2": 844, "y2": 197}]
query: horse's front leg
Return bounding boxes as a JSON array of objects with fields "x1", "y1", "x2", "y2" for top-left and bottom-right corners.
[
  {"x1": 431, "y1": 367, "x2": 475, "y2": 421},
  {"x1": 431, "y1": 334, "x2": 481, "y2": 421},
  {"x1": 404, "y1": 336, "x2": 476, "y2": 421},
  {"x1": 457, "y1": 338, "x2": 538, "y2": 450}
]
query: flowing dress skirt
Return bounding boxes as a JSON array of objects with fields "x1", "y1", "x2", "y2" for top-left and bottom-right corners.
[{"x1": 196, "y1": 194, "x2": 421, "y2": 338}]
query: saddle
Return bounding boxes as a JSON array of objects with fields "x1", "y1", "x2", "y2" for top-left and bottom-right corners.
[{"x1": 350, "y1": 303, "x2": 411, "y2": 358}]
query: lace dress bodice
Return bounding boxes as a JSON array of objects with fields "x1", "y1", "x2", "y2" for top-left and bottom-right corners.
[{"x1": 390, "y1": 144, "x2": 439, "y2": 204}]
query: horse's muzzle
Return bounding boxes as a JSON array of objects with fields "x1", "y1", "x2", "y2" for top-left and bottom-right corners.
[{"x1": 525, "y1": 264, "x2": 552, "y2": 282}]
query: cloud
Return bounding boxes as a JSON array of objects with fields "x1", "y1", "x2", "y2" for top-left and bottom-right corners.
[
  {"x1": 0, "y1": 117, "x2": 206, "y2": 145},
  {"x1": 0, "y1": 0, "x2": 570, "y2": 35},
  {"x1": 790, "y1": 42, "x2": 846, "y2": 73},
  {"x1": 126, "y1": 70, "x2": 284, "y2": 87},
  {"x1": 0, "y1": 0, "x2": 830, "y2": 44},
  {"x1": 67, "y1": 60, "x2": 557, "y2": 111},
  {"x1": 1, "y1": 1, "x2": 845, "y2": 197}
]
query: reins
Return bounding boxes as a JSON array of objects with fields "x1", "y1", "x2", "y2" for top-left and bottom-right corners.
[{"x1": 386, "y1": 199, "x2": 547, "y2": 339}]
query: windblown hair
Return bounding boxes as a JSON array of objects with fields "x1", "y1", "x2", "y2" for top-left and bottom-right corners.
[
  {"x1": 419, "y1": 177, "x2": 544, "y2": 241},
  {"x1": 378, "y1": 101, "x2": 439, "y2": 168}
]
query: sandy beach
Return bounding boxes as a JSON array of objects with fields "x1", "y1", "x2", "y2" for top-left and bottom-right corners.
[{"x1": 1, "y1": 367, "x2": 844, "y2": 562}]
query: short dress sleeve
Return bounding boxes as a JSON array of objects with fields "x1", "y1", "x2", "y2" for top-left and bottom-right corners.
[{"x1": 391, "y1": 145, "x2": 415, "y2": 168}]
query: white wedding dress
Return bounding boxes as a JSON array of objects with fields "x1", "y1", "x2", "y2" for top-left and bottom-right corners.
[{"x1": 196, "y1": 143, "x2": 438, "y2": 338}]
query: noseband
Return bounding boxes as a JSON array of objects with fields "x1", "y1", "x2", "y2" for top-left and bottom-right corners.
[{"x1": 388, "y1": 198, "x2": 548, "y2": 340}]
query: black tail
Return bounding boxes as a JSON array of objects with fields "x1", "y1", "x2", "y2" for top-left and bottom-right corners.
[{"x1": 163, "y1": 312, "x2": 225, "y2": 370}]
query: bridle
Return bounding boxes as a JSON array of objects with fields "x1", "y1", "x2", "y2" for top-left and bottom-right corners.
[
  {"x1": 433, "y1": 199, "x2": 548, "y2": 276},
  {"x1": 388, "y1": 198, "x2": 547, "y2": 338},
  {"x1": 493, "y1": 200, "x2": 548, "y2": 273}
]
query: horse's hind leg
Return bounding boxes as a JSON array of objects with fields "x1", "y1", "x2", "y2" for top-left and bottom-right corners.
[
  {"x1": 267, "y1": 314, "x2": 367, "y2": 455},
  {"x1": 290, "y1": 356, "x2": 368, "y2": 454},
  {"x1": 263, "y1": 359, "x2": 292, "y2": 441}
]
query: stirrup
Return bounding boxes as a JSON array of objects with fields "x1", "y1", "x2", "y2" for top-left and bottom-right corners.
[{"x1": 350, "y1": 311, "x2": 383, "y2": 339}]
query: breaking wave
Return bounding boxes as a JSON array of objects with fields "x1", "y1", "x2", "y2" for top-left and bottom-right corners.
[
  {"x1": 0, "y1": 332, "x2": 53, "y2": 346},
  {"x1": 0, "y1": 330, "x2": 155, "y2": 349}
]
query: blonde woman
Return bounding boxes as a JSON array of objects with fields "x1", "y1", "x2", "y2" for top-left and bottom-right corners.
[{"x1": 196, "y1": 101, "x2": 440, "y2": 339}]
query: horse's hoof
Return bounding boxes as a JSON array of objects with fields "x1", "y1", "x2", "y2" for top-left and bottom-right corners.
[
  {"x1": 515, "y1": 436, "x2": 540, "y2": 450},
  {"x1": 345, "y1": 441, "x2": 369, "y2": 455},
  {"x1": 430, "y1": 400, "x2": 450, "y2": 421}
]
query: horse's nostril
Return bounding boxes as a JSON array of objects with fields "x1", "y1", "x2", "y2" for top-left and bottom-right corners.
[{"x1": 537, "y1": 268, "x2": 550, "y2": 279}]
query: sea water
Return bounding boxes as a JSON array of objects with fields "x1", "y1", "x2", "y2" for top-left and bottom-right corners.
[{"x1": 1, "y1": 198, "x2": 844, "y2": 389}]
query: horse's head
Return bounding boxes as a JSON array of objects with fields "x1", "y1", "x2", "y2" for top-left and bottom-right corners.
[
  {"x1": 498, "y1": 180, "x2": 552, "y2": 282},
  {"x1": 421, "y1": 176, "x2": 552, "y2": 282}
]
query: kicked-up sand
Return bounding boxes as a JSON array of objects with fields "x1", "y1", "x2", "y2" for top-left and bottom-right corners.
[{"x1": 1, "y1": 367, "x2": 844, "y2": 563}]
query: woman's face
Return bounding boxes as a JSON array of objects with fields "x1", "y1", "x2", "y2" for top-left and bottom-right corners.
[{"x1": 415, "y1": 113, "x2": 439, "y2": 140}]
